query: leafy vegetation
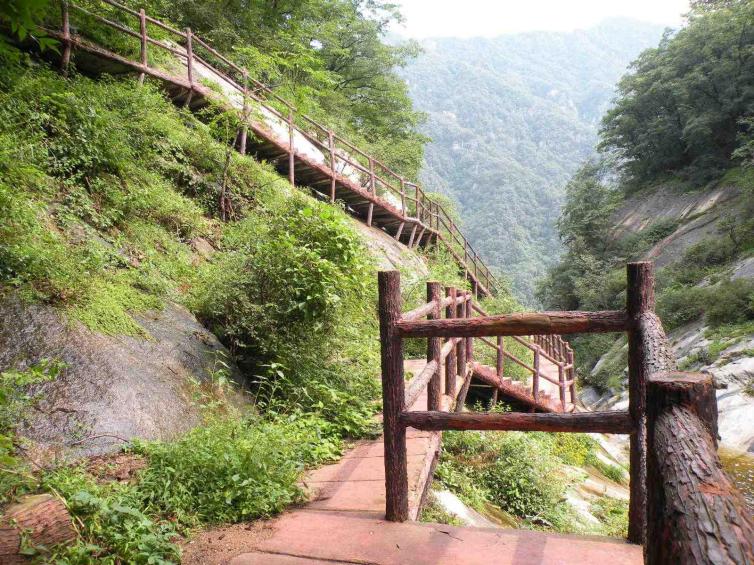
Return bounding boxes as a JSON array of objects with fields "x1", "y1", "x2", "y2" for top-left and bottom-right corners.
[
  {"x1": 0, "y1": 43, "x2": 395, "y2": 561},
  {"x1": 601, "y1": 1, "x2": 754, "y2": 186},
  {"x1": 539, "y1": 0, "x2": 754, "y2": 391},
  {"x1": 434, "y1": 427, "x2": 627, "y2": 535}
]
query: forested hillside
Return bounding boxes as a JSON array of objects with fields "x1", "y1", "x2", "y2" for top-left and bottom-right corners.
[
  {"x1": 538, "y1": 0, "x2": 754, "y2": 429},
  {"x1": 402, "y1": 20, "x2": 664, "y2": 302}
]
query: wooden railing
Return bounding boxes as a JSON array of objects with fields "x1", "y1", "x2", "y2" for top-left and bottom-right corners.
[
  {"x1": 42, "y1": 0, "x2": 499, "y2": 295},
  {"x1": 470, "y1": 301, "x2": 575, "y2": 410},
  {"x1": 378, "y1": 262, "x2": 754, "y2": 564}
]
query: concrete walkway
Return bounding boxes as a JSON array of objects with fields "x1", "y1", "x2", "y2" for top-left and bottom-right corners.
[{"x1": 229, "y1": 359, "x2": 643, "y2": 564}]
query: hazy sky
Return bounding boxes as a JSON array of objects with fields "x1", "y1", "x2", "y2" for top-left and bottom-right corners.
[{"x1": 393, "y1": 0, "x2": 691, "y2": 38}]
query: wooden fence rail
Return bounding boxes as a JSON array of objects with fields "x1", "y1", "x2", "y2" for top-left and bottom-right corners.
[
  {"x1": 43, "y1": 0, "x2": 498, "y2": 295},
  {"x1": 378, "y1": 262, "x2": 754, "y2": 565}
]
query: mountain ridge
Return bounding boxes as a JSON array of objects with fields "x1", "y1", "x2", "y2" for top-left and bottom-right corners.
[{"x1": 402, "y1": 19, "x2": 667, "y2": 302}]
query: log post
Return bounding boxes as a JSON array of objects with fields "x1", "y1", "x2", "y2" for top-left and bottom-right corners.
[
  {"x1": 407, "y1": 224, "x2": 418, "y2": 248},
  {"x1": 288, "y1": 108, "x2": 295, "y2": 186},
  {"x1": 646, "y1": 372, "x2": 753, "y2": 564},
  {"x1": 626, "y1": 261, "x2": 654, "y2": 544},
  {"x1": 496, "y1": 335, "x2": 504, "y2": 378},
  {"x1": 558, "y1": 361, "x2": 566, "y2": 410},
  {"x1": 378, "y1": 271, "x2": 408, "y2": 522},
  {"x1": 445, "y1": 287, "x2": 457, "y2": 396},
  {"x1": 60, "y1": 1, "x2": 72, "y2": 75},
  {"x1": 138, "y1": 8, "x2": 147, "y2": 85},
  {"x1": 567, "y1": 348, "x2": 576, "y2": 403},
  {"x1": 400, "y1": 179, "x2": 407, "y2": 216},
  {"x1": 465, "y1": 296, "x2": 474, "y2": 363},
  {"x1": 328, "y1": 131, "x2": 336, "y2": 202},
  {"x1": 239, "y1": 69, "x2": 249, "y2": 155},
  {"x1": 532, "y1": 347, "x2": 540, "y2": 401},
  {"x1": 456, "y1": 295, "x2": 467, "y2": 387},
  {"x1": 184, "y1": 28, "x2": 194, "y2": 107},
  {"x1": 427, "y1": 282, "x2": 442, "y2": 411},
  {"x1": 394, "y1": 221, "x2": 405, "y2": 242}
]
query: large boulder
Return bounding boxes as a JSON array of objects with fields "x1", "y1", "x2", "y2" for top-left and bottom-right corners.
[{"x1": 0, "y1": 296, "x2": 247, "y2": 460}]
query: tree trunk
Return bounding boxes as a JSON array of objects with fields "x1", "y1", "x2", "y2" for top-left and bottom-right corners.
[{"x1": 0, "y1": 494, "x2": 76, "y2": 561}]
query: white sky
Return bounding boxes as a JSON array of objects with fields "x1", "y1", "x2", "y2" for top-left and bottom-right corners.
[{"x1": 392, "y1": 0, "x2": 691, "y2": 38}]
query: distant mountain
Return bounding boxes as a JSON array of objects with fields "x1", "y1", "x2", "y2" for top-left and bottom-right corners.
[{"x1": 402, "y1": 19, "x2": 667, "y2": 303}]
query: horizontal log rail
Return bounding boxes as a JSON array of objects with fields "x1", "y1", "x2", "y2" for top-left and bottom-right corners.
[
  {"x1": 397, "y1": 310, "x2": 629, "y2": 338},
  {"x1": 378, "y1": 264, "x2": 753, "y2": 565},
  {"x1": 51, "y1": 0, "x2": 498, "y2": 295},
  {"x1": 401, "y1": 410, "x2": 634, "y2": 434}
]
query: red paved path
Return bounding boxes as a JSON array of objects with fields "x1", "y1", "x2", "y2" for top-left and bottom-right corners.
[{"x1": 230, "y1": 359, "x2": 642, "y2": 564}]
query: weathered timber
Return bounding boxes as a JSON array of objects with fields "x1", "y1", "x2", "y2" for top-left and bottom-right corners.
[
  {"x1": 648, "y1": 372, "x2": 718, "y2": 444},
  {"x1": 401, "y1": 410, "x2": 633, "y2": 434},
  {"x1": 402, "y1": 300, "x2": 439, "y2": 323},
  {"x1": 378, "y1": 271, "x2": 408, "y2": 521},
  {"x1": 455, "y1": 367, "x2": 472, "y2": 412},
  {"x1": 445, "y1": 287, "x2": 457, "y2": 396},
  {"x1": 456, "y1": 297, "x2": 467, "y2": 384},
  {"x1": 404, "y1": 360, "x2": 439, "y2": 409},
  {"x1": 0, "y1": 494, "x2": 76, "y2": 560},
  {"x1": 646, "y1": 372, "x2": 753, "y2": 565},
  {"x1": 626, "y1": 261, "x2": 654, "y2": 545},
  {"x1": 397, "y1": 310, "x2": 629, "y2": 338},
  {"x1": 440, "y1": 337, "x2": 460, "y2": 360},
  {"x1": 427, "y1": 282, "x2": 442, "y2": 411}
]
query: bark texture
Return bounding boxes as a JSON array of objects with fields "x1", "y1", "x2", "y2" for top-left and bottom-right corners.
[
  {"x1": 397, "y1": 310, "x2": 628, "y2": 338},
  {"x1": 401, "y1": 410, "x2": 633, "y2": 434},
  {"x1": 647, "y1": 405, "x2": 753, "y2": 564},
  {"x1": 0, "y1": 494, "x2": 76, "y2": 561}
]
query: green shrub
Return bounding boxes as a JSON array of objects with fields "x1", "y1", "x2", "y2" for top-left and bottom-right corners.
[
  {"x1": 0, "y1": 360, "x2": 65, "y2": 504},
  {"x1": 657, "y1": 285, "x2": 706, "y2": 330},
  {"x1": 590, "y1": 498, "x2": 628, "y2": 538},
  {"x1": 704, "y1": 278, "x2": 754, "y2": 327},
  {"x1": 134, "y1": 414, "x2": 341, "y2": 525},
  {"x1": 42, "y1": 467, "x2": 180, "y2": 564},
  {"x1": 438, "y1": 431, "x2": 568, "y2": 525}
]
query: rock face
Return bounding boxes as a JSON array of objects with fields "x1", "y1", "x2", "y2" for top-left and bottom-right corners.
[
  {"x1": 348, "y1": 218, "x2": 429, "y2": 283},
  {"x1": 611, "y1": 182, "x2": 740, "y2": 268},
  {"x1": 672, "y1": 323, "x2": 754, "y2": 453},
  {"x1": 0, "y1": 296, "x2": 246, "y2": 460}
]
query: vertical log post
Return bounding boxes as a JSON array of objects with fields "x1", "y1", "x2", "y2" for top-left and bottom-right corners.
[
  {"x1": 395, "y1": 221, "x2": 405, "y2": 242},
  {"x1": 533, "y1": 347, "x2": 540, "y2": 401},
  {"x1": 288, "y1": 108, "x2": 295, "y2": 186},
  {"x1": 445, "y1": 287, "x2": 457, "y2": 396},
  {"x1": 60, "y1": 1, "x2": 72, "y2": 75},
  {"x1": 465, "y1": 295, "x2": 474, "y2": 362},
  {"x1": 184, "y1": 28, "x2": 194, "y2": 107},
  {"x1": 558, "y1": 361, "x2": 566, "y2": 409},
  {"x1": 646, "y1": 372, "x2": 753, "y2": 564},
  {"x1": 626, "y1": 261, "x2": 654, "y2": 544},
  {"x1": 400, "y1": 179, "x2": 407, "y2": 216},
  {"x1": 407, "y1": 224, "x2": 418, "y2": 248},
  {"x1": 138, "y1": 8, "x2": 147, "y2": 85},
  {"x1": 496, "y1": 336, "x2": 504, "y2": 378},
  {"x1": 567, "y1": 348, "x2": 576, "y2": 403},
  {"x1": 367, "y1": 158, "x2": 375, "y2": 226},
  {"x1": 427, "y1": 282, "x2": 442, "y2": 411},
  {"x1": 378, "y1": 271, "x2": 408, "y2": 522},
  {"x1": 456, "y1": 292, "x2": 467, "y2": 392},
  {"x1": 328, "y1": 131, "x2": 336, "y2": 202},
  {"x1": 238, "y1": 69, "x2": 249, "y2": 155}
]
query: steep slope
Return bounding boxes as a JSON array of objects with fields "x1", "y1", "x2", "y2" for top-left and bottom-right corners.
[{"x1": 402, "y1": 19, "x2": 665, "y2": 302}]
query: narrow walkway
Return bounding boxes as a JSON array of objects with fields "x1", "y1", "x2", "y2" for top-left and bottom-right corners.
[{"x1": 228, "y1": 359, "x2": 642, "y2": 565}]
